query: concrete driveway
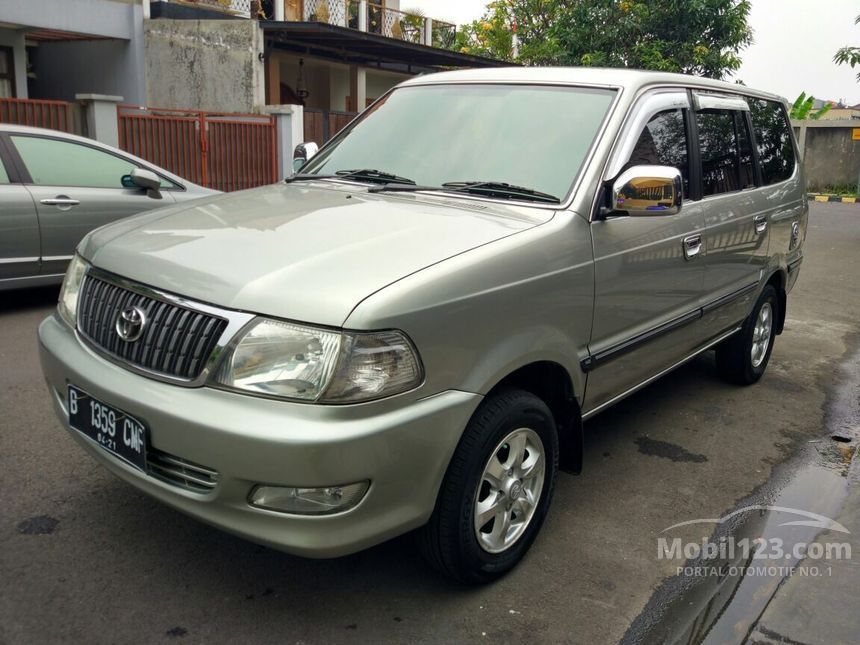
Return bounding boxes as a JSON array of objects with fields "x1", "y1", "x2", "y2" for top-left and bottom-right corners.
[{"x1": 1, "y1": 202, "x2": 858, "y2": 644}]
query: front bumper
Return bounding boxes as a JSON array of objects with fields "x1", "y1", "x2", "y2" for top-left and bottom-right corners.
[{"x1": 38, "y1": 314, "x2": 481, "y2": 557}]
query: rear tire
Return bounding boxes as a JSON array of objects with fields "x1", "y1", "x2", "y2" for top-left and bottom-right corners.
[
  {"x1": 716, "y1": 285, "x2": 779, "y2": 385},
  {"x1": 417, "y1": 388, "x2": 559, "y2": 584}
]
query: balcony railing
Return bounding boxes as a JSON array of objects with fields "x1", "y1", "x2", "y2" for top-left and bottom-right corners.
[
  {"x1": 184, "y1": 0, "x2": 252, "y2": 18},
  {"x1": 298, "y1": 0, "x2": 456, "y2": 49}
]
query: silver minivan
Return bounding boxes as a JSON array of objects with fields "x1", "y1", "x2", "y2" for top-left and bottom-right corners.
[{"x1": 39, "y1": 68, "x2": 807, "y2": 583}]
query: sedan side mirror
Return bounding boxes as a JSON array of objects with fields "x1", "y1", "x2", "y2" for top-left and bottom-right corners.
[
  {"x1": 611, "y1": 165, "x2": 682, "y2": 216},
  {"x1": 292, "y1": 142, "x2": 319, "y2": 173},
  {"x1": 122, "y1": 168, "x2": 163, "y2": 199}
]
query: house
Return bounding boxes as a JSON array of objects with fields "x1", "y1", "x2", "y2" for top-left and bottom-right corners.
[
  {"x1": 0, "y1": 0, "x2": 503, "y2": 188},
  {"x1": 0, "y1": 0, "x2": 147, "y2": 104},
  {"x1": 1, "y1": 0, "x2": 502, "y2": 140}
]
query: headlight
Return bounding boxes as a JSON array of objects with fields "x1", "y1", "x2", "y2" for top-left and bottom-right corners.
[
  {"x1": 213, "y1": 319, "x2": 423, "y2": 403},
  {"x1": 214, "y1": 319, "x2": 341, "y2": 400},
  {"x1": 58, "y1": 255, "x2": 87, "y2": 328}
]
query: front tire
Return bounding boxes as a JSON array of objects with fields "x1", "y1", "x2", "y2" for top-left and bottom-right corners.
[
  {"x1": 715, "y1": 284, "x2": 779, "y2": 385},
  {"x1": 417, "y1": 388, "x2": 559, "y2": 584}
]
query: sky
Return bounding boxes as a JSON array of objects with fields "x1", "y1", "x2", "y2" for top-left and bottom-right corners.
[{"x1": 407, "y1": 0, "x2": 860, "y2": 105}]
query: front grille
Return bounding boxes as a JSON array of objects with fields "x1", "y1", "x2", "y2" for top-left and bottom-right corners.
[
  {"x1": 147, "y1": 449, "x2": 220, "y2": 493},
  {"x1": 78, "y1": 275, "x2": 228, "y2": 380}
]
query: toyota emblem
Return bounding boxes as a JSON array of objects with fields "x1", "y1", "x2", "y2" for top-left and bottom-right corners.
[{"x1": 115, "y1": 305, "x2": 147, "y2": 342}]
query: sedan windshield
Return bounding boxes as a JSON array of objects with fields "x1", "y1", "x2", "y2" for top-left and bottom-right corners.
[{"x1": 301, "y1": 84, "x2": 617, "y2": 203}]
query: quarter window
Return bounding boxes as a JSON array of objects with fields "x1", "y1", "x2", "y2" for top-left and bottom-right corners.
[
  {"x1": 697, "y1": 109, "x2": 754, "y2": 197},
  {"x1": 750, "y1": 99, "x2": 795, "y2": 185},
  {"x1": 11, "y1": 136, "x2": 137, "y2": 189},
  {"x1": 627, "y1": 109, "x2": 690, "y2": 197}
]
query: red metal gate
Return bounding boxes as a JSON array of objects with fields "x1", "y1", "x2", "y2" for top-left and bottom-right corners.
[
  {"x1": 304, "y1": 108, "x2": 357, "y2": 144},
  {"x1": 117, "y1": 105, "x2": 278, "y2": 192},
  {"x1": 0, "y1": 98, "x2": 77, "y2": 133}
]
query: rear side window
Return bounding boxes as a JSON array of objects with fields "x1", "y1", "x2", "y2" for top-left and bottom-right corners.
[
  {"x1": 697, "y1": 110, "x2": 738, "y2": 196},
  {"x1": 627, "y1": 109, "x2": 690, "y2": 197},
  {"x1": 11, "y1": 135, "x2": 136, "y2": 189},
  {"x1": 750, "y1": 99, "x2": 795, "y2": 185},
  {"x1": 696, "y1": 109, "x2": 754, "y2": 197}
]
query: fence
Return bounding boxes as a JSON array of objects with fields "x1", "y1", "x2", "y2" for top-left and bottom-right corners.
[
  {"x1": 304, "y1": 107, "x2": 356, "y2": 144},
  {"x1": 0, "y1": 98, "x2": 79, "y2": 134},
  {"x1": 299, "y1": 0, "x2": 457, "y2": 48},
  {"x1": 792, "y1": 119, "x2": 860, "y2": 191},
  {"x1": 118, "y1": 105, "x2": 278, "y2": 192}
]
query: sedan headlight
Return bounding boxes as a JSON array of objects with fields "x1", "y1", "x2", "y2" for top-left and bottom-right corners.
[
  {"x1": 58, "y1": 254, "x2": 87, "y2": 328},
  {"x1": 213, "y1": 319, "x2": 423, "y2": 403}
]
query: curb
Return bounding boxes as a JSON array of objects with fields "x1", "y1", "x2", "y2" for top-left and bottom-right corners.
[{"x1": 807, "y1": 193, "x2": 857, "y2": 203}]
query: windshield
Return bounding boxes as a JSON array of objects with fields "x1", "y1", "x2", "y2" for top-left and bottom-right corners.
[{"x1": 301, "y1": 84, "x2": 617, "y2": 203}]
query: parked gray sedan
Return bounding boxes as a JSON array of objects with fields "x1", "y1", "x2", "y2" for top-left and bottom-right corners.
[{"x1": 0, "y1": 125, "x2": 217, "y2": 290}]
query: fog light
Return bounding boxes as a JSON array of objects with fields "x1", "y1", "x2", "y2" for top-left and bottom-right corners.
[{"x1": 249, "y1": 481, "x2": 369, "y2": 515}]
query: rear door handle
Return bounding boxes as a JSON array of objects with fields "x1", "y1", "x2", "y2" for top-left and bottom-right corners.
[
  {"x1": 682, "y1": 234, "x2": 702, "y2": 261},
  {"x1": 41, "y1": 197, "x2": 80, "y2": 207},
  {"x1": 754, "y1": 214, "x2": 768, "y2": 234}
]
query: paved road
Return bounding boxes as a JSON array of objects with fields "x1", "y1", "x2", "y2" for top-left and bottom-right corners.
[{"x1": 1, "y1": 202, "x2": 858, "y2": 644}]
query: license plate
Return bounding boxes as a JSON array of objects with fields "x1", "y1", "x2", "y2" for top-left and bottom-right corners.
[{"x1": 67, "y1": 385, "x2": 148, "y2": 473}]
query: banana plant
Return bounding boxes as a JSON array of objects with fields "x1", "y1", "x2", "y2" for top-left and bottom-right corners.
[{"x1": 790, "y1": 92, "x2": 833, "y2": 120}]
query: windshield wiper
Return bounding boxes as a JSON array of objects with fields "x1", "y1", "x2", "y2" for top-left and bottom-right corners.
[
  {"x1": 441, "y1": 181, "x2": 560, "y2": 204},
  {"x1": 366, "y1": 183, "x2": 442, "y2": 194},
  {"x1": 285, "y1": 169, "x2": 416, "y2": 186},
  {"x1": 284, "y1": 173, "x2": 336, "y2": 183},
  {"x1": 334, "y1": 169, "x2": 416, "y2": 185}
]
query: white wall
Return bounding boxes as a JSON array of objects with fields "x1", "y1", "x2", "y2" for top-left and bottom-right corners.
[
  {"x1": 329, "y1": 64, "x2": 350, "y2": 112},
  {"x1": 0, "y1": 28, "x2": 28, "y2": 98},
  {"x1": 366, "y1": 68, "x2": 408, "y2": 102},
  {"x1": 273, "y1": 53, "x2": 410, "y2": 112}
]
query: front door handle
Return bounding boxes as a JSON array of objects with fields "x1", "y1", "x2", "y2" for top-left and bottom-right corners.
[
  {"x1": 41, "y1": 196, "x2": 80, "y2": 208},
  {"x1": 682, "y1": 234, "x2": 702, "y2": 261},
  {"x1": 754, "y1": 214, "x2": 768, "y2": 234}
]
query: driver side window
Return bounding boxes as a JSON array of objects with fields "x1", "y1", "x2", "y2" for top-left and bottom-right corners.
[
  {"x1": 627, "y1": 109, "x2": 690, "y2": 198},
  {"x1": 11, "y1": 135, "x2": 137, "y2": 189}
]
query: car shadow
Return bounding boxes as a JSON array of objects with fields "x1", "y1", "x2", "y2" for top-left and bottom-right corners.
[{"x1": 0, "y1": 285, "x2": 60, "y2": 315}]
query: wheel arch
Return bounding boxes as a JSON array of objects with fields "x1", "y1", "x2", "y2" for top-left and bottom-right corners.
[
  {"x1": 488, "y1": 360, "x2": 584, "y2": 474},
  {"x1": 765, "y1": 268, "x2": 788, "y2": 335}
]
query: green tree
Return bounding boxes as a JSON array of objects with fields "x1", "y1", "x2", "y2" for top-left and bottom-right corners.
[
  {"x1": 455, "y1": 1, "x2": 558, "y2": 64},
  {"x1": 789, "y1": 92, "x2": 833, "y2": 120},
  {"x1": 457, "y1": 0, "x2": 753, "y2": 79},
  {"x1": 833, "y1": 14, "x2": 860, "y2": 82}
]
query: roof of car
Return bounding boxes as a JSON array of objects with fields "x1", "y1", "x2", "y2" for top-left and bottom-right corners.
[
  {"x1": 0, "y1": 123, "x2": 109, "y2": 142},
  {"x1": 400, "y1": 67, "x2": 786, "y2": 104}
]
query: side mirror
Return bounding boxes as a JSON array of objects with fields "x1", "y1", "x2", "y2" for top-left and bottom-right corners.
[
  {"x1": 611, "y1": 165, "x2": 682, "y2": 216},
  {"x1": 292, "y1": 142, "x2": 319, "y2": 173},
  {"x1": 122, "y1": 168, "x2": 163, "y2": 199}
]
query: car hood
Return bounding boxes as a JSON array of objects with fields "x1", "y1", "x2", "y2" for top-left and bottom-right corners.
[{"x1": 81, "y1": 182, "x2": 549, "y2": 326}]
